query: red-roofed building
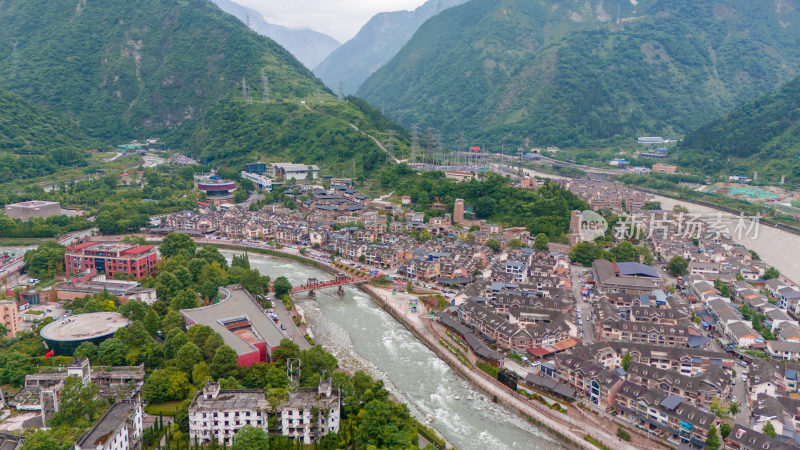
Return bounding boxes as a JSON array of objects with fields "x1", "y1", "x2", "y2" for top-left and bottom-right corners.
[{"x1": 65, "y1": 242, "x2": 157, "y2": 279}]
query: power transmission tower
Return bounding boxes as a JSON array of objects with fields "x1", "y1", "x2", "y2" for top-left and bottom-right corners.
[
  {"x1": 411, "y1": 124, "x2": 420, "y2": 165},
  {"x1": 10, "y1": 38, "x2": 19, "y2": 76},
  {"x1": 246, "y1": 14, "x2": 251, "y2": 28},
  {"x1": 287, "y1": 358, "x2": 301, "y2": 387},
  {"x1": 386, "y1": 130, "x2": 395, "y2": 161},
  {"x1": 260, "y1": 69, "x2": 270, "y2": 102},
  {"x1": 241, "y1": 77, "x2": 252, "y2": 103},
  {"x1": 338, "y1": 81, "x2": 344, "y2": 101}
]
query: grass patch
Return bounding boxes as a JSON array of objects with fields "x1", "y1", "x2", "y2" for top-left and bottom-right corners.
[
  {"x1": 144, "y1": 401, "x2": 183, "y2": 417},
  {"x1": 584, "y1": 434, "x2": 611, "y2": 450},
  {"x1": 477, "y1": 361, "x2": 500, "y2": 378},
  {"x1": 617, "y1": 427, "x2": 631, "y2": 441}
]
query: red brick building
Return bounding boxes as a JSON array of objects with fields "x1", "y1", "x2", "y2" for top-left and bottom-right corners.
[{"x1": 65, "y1": 242, "x2": 157, "y2": 279}]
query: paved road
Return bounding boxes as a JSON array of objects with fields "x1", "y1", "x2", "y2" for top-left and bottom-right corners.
[
  {"x1": 570, "y1": 265, "x2": 596, "y2": 343},
  {"x1": 271, "y1": 294, "x2": 311, "y2": 350},
  {"x1": 732, "y1": 369, "x2": 750, "y2": 427}
]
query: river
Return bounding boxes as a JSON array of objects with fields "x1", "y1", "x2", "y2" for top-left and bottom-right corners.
[{"x1": 221, "y1": 250, "x2": 560, "y2": 450}]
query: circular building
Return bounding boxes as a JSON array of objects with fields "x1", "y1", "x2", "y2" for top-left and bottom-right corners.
[
  {"x1": 196, "y1": 179, "x2": 237, "y2": 198},
  {"x1": 40, "y1": 312, "x2": 130, "y2": 355}
]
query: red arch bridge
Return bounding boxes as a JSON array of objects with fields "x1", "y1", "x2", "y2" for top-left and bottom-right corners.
[{"x1": 289, "y1": 274, "x2": 370, "y2": 294}]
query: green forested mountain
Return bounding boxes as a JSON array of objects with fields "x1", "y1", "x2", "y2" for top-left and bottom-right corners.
[
  {"x1": 0, "y1": 0, "x2": 402, "y2": 177},
  {"x1": 314, "y1": 0, "x2": 468, "y2": 95},
  {"x1": 679, "y1": 76, "x2": 800, "y2": 182},
  {"x1": 187, "y1": 95, "x2": 405, "y2": 178},
  {"x1": 0, "y1": 89, "x2": 101, "y2": 181},
  {"x1": 0, "y1": 0, "x2": 320, "y2": 140},
  {"x1": 357, "y1": 0, "x2": 800, "y2": 147}
]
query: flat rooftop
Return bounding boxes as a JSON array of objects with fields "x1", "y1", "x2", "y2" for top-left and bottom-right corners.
[
  {"x1": 190, "y1": 390, "x2": 268, "y2": 412},
  {"x1": 40, "y1": 312, "x2": 130, "y2": 341},
  {"x1": 76, "y1": 401, "x2": 135, "y2": 448},
  {"x1": 181, "y1": 286, "x2": 284, "y2": 356},
  {"x1": 6, "y1": 200, "x2": 59, "y2": 208}
]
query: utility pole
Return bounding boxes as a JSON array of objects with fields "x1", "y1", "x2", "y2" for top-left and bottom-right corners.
[{"x1": 260, "y1": 69, "x2": 270, "y2": 102}]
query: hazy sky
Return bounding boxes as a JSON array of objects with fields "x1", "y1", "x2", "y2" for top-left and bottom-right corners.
[{"x1": 234, "y1": 0, "x2": 428, "y2": 42}]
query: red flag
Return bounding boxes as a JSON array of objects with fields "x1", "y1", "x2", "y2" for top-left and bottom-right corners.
[{"x1": 45, "y1": 350, "x2": 54, "y2": 358}]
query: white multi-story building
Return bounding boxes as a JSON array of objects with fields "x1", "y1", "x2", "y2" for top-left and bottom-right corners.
[
  {"x1": 189, "y1": 380, "x2": 340, "y2": 446},
  {"x1": 74, "y1": 398, "x2": 142, "y2": 450},
  {"x1": 268, "y1": 163, "x2": 319, "y2": 181},
  {"x1": 189, "y1": 382, "x2": 269, "y2": 446},
  {"x1": 279, "y1": 379, "x2": 340, "y2": 444},
  {"x1": 240, "y1": 171, "x2": 273, "y2": 191}
]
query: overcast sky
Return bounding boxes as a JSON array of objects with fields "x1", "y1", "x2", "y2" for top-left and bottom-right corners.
[{"x1": 234, "y1": 0, "x2": 428, "y2": 42}]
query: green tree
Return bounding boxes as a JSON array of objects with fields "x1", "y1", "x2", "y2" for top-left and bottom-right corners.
[
  {"x1": 98, "y1": 338, "x2": 127, "y2": 365},
  {"x1": 764, "y1": 267, "x2": 780, "y2": 280},
  {"x1": 762, "y1": 421, "x2": 776, "y2": 437},
  {"x1": 358, "y1": 399, "x2": 412, "y2": 448},
  {"x1": 668, "y1": 256, "x2": 689, "y2": 277},
  {"x1": 643, "y1": 201, "x2": 662, "y2": 210},
  {"x1": 485, "y1": 239, "x2": 500, "y2": 252},
  {"x1": 143, "y1": 309, "x2": 160, "y2": 335},
  {"x1": 714, "y1": 279, "x2": 731, "y2": 298},
  {"x1": 210, "y1": 345, "x2": 238, "y2": 379},
  {"x1": 621, "y1": 353, "x2": 632, "y2": 371},
  {"x1": 48, "y1": 376, "x2": 100, "y2": 426},
  {"x1": 23, "y1": 241, "x2": 66, "y2": 280},
  {"x1": 155, "y1": 271, "x2": 181, "y2": 301},
  {"x1": 231, "y1": 425, "x2": 269, "y2": 449},
  {"x1": 188, "y1": 324, "x2": 214, "y2": 348},
  {"x1": 159, "y1": 233, "x2": 196, "y2": 259},
  {"x1": 611, "y1": 241, "x2": 638, "y2": 262},
  {"x1": 143, "y1": 368, "x2": 192, "y2": 403},
  {"x1": 729, "y1": 401, "x2": 740, "y2": 415},
  {"x1": 161, "y1": 310, "x2": 185, "y2": 336},
  {"x1": 176, "y1": 342, "x2": 204, "y2": 374},
  {"x1": 19, "y1": 430, "x2": 65, "y2": 450},
  {"x1": 171, "y1": 289, "x2": 199, "y2": 311},
  {"x1": 508, "y1": 238, "x2": 522, "y2": 249},
  {"x1": 720, "y1": 422, "x2": 731, "y2": 438},
  {"x1": 273, "y1": 276, "x2": 292, "y2": 297},
  {"x1": 271, "y1": 339, "x2": 300, "y2": 365},
  {"x1": 705, "y1": 424, "x2": 720, "y2": 450},
  {"x1": 73, "y1": 342, "x2": 99, "y2": 361},
  {"x1": 569, "y1": 242, "x2": 605, "y2": 267},
  {"x1": 164, "y1": 329, "x2": 189, "y2": 359},
  {"x1": 473, "y1": 196, "x2": 495, "y2": 219},
  {"x1": 533, "y1": 233, "x2": 549, "y2": 250},
  {"x1": 0, "y1": 352, "x2": 36, "y2": 386},
  {"x1": 233, "y1": 187, "x2": 248, "y2": 203},
  {"x1": 202, "y1": 333, "x2": 225, "y2": 361},
  {"x1": 192, "y1": 362, "x2": 212, "y2": 386}
]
